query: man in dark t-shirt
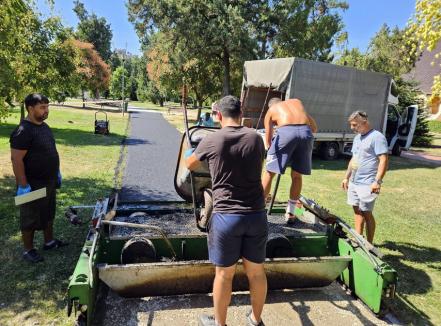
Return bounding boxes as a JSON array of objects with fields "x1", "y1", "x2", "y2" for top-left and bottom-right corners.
[
  {"x1": 10, "y1": 93, "x2": 67, "y2": 263},
  {"x1": 186, "y1": 96, "x2": 267, "y2": 326}
]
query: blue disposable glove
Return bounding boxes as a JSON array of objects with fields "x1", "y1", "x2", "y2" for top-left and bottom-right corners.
[
  {"x1": 16, "y1": 184, "x2": 31, "y2": 196},
  {"x1": 56, "y1": 171, "x2": 62, "y2": 189},
  {"x1": 184, "y1": 148, "x2": 195, "y2": 159}
]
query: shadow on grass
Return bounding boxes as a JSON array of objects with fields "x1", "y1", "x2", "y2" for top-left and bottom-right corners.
[
  {"x1": 0, "y1": 176, "x2": 115, "y2": 323},
  {"x1": 1, "y1": 122, "x2": 150, "y2": 147},
  {"x1": 377, "y1": 241, "x2": 440, "y2": 325},
  {"x1": 310, "y1": 155, "x2": 440, "y2": 171}
]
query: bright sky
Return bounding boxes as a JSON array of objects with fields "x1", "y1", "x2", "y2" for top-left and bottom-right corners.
[{"x1": 37, "y1": 0, "x2": 416, "y2": 56}]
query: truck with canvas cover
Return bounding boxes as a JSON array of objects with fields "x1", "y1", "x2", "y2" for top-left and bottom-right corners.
[{"x1": 240, "y1": 57, "x2": 418, "y2": 159}]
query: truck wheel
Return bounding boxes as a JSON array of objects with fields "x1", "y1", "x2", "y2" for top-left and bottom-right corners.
[
  {"x1": 392, "y1": 143, "x2": 402, "y2": 156},
  {"x1": 320, "y1": 142, "x2": 339, "y2": 160}
]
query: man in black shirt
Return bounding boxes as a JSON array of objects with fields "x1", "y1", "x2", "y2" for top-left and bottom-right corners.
[
  {"x1": 186, "y1": 96, "x2": 267, "y2": 326},
  {"x1": 10, "y1": 93, "x2": 67, "y2": 263}
]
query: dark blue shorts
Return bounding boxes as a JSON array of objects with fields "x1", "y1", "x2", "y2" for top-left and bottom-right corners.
[
  {"x1": 266, "y1": 124, "x2": 314, "y2": 175},
  {"x1": 208, "y1": 211, "x2": 268, "y2": 267}
]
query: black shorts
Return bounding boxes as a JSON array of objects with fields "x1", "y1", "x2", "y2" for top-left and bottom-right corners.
[{"x1": 20, "y1": 180, "x2": 56, "y2": 231}]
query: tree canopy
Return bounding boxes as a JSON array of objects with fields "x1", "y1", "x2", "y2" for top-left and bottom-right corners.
[
  {"x1": 128, "y1": 0, "x2": 347, "y2": 97},
  {"x1": 0, "y1": 0, "x2": 80, "y2": 119},
  {"x1": 406, "y1": 0, "x2": 441, "y2": 99},
  {"x1": 73, "y1": 0, "x2": 113, "y2": 62},
  {"x1": 69, "y1": 39, "x2": 111, "y2": 97},
  {"x1": 335, "y1": 25, "x2": 432, "y2": 146}
]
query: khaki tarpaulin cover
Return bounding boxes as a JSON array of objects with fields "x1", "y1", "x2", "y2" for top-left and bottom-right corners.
[{"x1": 242, "y1": 57, "x2": 391, "y2": 133}]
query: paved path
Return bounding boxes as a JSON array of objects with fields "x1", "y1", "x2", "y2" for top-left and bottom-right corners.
[
  {"x1": 402, "y1": 150, "x2": 441, "y2": 166},
  {"x1": 120, "y1": 111, "x2": 182, "y2": 201}
]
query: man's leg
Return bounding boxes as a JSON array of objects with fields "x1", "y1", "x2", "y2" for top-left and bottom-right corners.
[
  {"x1": 243, "y1": 258, "x2": 267, "y2": 324},
  {"x1": 262, "y1": 170, "x2": 275, "y2": 199},
  {"x1": 289, "y1": 170, "x2": 302, "y2": 200},
  {"x1": 43, "y1": 220, "x2": 54, "y2": 243},
  {"x1": 353, "y1": 206, "x2": 365, "y2": 236},
  {"x1": 22, "y1": 230, "x2": 35, "y2": 251},
  {"x1": 213, "y1": 264, "x2": 236, "y2": 326},
  {"x1": 361, "y1": 211, "x2": 376, "y2": 243}
]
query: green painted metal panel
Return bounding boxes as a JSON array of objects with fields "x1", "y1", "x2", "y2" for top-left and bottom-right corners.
[
  {"x1": 289, "y1": 235, "x2": 330, "y2": 257},
  {"x1": 337, "y1": 238, "x2": 397, "y2": 313},
  {"x1": 68, "y1": 239, "x2": 96, "y2": 325}
]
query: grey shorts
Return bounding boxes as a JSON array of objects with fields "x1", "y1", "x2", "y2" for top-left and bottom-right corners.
[
  {"x1": 347, "y1": 182, "x2": 378, "y2": 212},
  {"x1": 20, "y1": 180, "x2": 56, "y2": 231},
  {"x1": 266, "y1": 124, "x2": 314, "y2": 175}
]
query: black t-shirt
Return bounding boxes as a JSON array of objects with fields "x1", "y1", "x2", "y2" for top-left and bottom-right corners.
[
  {"x1": 10, "y1": 120, "x2": 60, "y2": 181},
  {"x1": 194, "y1": 126, "x2": 265, "y2": 214}
]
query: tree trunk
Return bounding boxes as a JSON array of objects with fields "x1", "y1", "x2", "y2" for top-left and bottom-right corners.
[
  {"x1": 222, "y1": 47, "x2": 231, "y2": 96},
  {"x1": 196, "y1": 106, "x2": 202, "y2": 122},
  {"x1": 20, "y1": 102, "x2": 25, "y2": 121},
  {"x1": 260, "y1": 38, "x2": 267, "y2": 59},
  {"x1": 82, "y1": 90, "x2": 85, "y2": 108}
]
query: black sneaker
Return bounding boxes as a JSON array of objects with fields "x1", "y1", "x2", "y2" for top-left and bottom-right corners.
[
  {"x1": 43, "y1": 239, "x2": 69, "y2": 250},
  {"x1": 198, "y1": 314, "x2": 218, "y2": 326},
  {"x1": 23, "y1": 249, "x2": 44, "y2": 263},
  {"x1": 246, "y1": 309, "x2": 265, "y2": 326}
]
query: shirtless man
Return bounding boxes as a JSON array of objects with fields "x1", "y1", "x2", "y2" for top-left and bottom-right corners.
[{"x1": 262, "y1": 98, "x2": 317, "y2": 223}]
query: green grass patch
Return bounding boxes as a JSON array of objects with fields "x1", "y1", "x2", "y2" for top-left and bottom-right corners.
[
  {"x1": 428, "y1": 120, "x2": 441, "y2": 133},
  {"x1": 0, "y1": 107, "x2": 128, "y2": 325},
  {"x1": 411, "y1": 132, "x2": 441, "y2": 156},
  {"x1": 272, "y1": 156, "x2": 441, "y2": 325}
]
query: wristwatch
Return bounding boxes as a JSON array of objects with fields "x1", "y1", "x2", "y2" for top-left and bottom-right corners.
[{"x1": 375, "y1": 179, "x2": 383, "y2": 185}]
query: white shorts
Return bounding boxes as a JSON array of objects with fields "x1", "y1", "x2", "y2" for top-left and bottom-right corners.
[{"x1": 347, "y1": 182, "x2": 378, "y2": 212}]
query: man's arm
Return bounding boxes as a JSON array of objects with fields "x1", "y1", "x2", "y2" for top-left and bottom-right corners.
[
  {"x1": 264, "y1": 108, "x2": 273, "y2": 149},
  {"x1": 307, "y1": 114, "x2": 318, "y2": 133},
  {"x1": 341, "y1": 157, "x2": 353, "y2": 190},
  {"x1": 185, "y1": 153, "x2": 201, "y2": 171},
  {"x1": 371, "y1": 154, "x2": 388, "y2": 194},
  {"x1": 11, "y1": 149, "x2": 28, "y2": 186}
]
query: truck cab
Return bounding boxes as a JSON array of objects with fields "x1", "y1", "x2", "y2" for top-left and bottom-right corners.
[{"x1": 384, "y1": 104, "x2": 418, "y2": 157}]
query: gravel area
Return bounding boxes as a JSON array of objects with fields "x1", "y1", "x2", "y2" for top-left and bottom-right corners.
[
  {"x1": 97, "y1": 283, "x2": 390, "y2": 326},
  {"x1": 109, "y1": 206, "x2": 327, "y2": 239}
]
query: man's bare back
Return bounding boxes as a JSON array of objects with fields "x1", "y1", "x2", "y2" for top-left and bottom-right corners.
[{"x1": 264, "y1": 98, "x2": 317, "y2": 148}]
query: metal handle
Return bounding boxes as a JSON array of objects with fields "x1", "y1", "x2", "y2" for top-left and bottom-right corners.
[{"x1": 88, "y1": 230, "x2": 99, "y2": 287}]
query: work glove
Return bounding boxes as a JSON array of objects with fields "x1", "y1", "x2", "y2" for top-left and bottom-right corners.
[
  {"x1": 56, "y1": 171, "x2": 62, "y2": 189},
  {"x1": 184, "y1": 148, "x2": 195, "y2": 159},
  {"x1": 16, "y1": 184, "x2": 31, "y2": 196}
]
